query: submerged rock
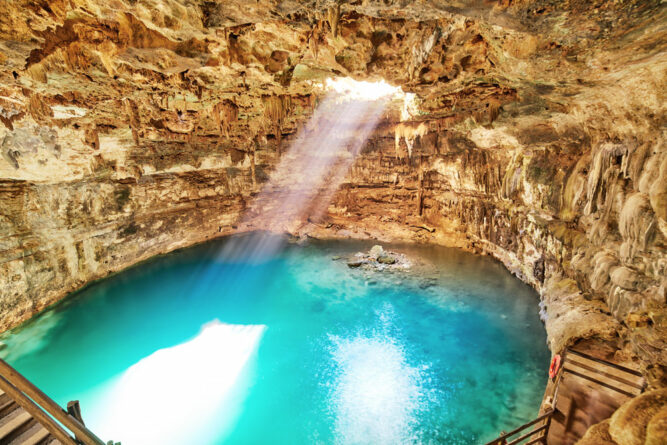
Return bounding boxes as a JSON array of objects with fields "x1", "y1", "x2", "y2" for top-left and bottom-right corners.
[
  {"x1": 419, "y1": 280, "x2": 435, "y2": 289},
  {"x1": 344, "y1": 245, "x2": 410, "y2": 273}
]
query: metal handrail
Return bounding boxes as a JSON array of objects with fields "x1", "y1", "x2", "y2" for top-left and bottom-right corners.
[{"x1": 0, "y1": 359, "x2": 105, "y2": 445}]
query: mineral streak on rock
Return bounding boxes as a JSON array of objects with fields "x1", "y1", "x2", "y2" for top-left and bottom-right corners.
[{"x1": 0, "y1": 0, "x2": 665, "y2": 439}]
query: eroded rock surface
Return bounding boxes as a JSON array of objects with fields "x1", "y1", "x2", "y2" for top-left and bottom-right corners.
[
  {"x1": 0, "y1": 0, "x2": 665, "y2": 439},
  {"x1": 577, "y1": 388, "x2": 667, "y2": 445}
]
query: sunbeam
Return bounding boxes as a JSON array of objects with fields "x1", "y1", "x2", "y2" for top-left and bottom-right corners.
[{"x1": 218, "y1": 78, "x2": 402, "y2": 263}]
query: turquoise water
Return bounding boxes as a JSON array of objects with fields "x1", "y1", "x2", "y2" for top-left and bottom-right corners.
[{"x1": 1, "y1": 234, "x2": 549, "y2": 444}]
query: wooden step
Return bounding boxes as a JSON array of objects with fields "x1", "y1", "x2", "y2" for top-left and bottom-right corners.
[
  {"x1": 0, "y1": 408, "x2": 32, "y2": 440},
  {"x1": 8, "y1": 422, "x2": 50, "y2": 445},
  {"x1": 0, "y1": 394, "x2": 16, "y2": 417},
  {"x1": 2, "y1": 418, "x2": 42, "y2": 444}
]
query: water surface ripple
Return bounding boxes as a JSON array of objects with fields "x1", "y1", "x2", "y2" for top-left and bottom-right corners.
[{"x1": 1, "y1": 235, "x2": 549, "y2": 444}]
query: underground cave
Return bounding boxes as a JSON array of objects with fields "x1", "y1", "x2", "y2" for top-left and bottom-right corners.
[{"x1": 0, "y1": 1, "x2": 665, "y2": 444}]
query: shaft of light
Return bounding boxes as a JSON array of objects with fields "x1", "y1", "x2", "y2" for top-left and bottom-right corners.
[{"x1": 219, "y1": 85, "x2": 394, "y2": 264}]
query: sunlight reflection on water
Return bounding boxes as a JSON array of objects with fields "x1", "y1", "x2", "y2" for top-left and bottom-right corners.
[
  {"x1": 88, "y1": 321, "x2": 266, "y2": 445},
  {"x1": 327, "y1": 305, "x2": 438, "y2": 445}
]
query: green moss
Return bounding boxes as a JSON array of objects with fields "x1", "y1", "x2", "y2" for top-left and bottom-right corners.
[
  {"x1": 225, "y1": 167, "x2": 241, "y2": 179},
  {"x1": 527, "y1": 153, "x2": 557, "y2": 184},
  {"x1": 120, "y1": 222, "x2": 139, "y2": 237},
  {"x1": 254, "y1": 165, "x2": 269, "y2": 183},
  {"x1": 114, "y1": 186, "x2": 131, "y2": 209}
]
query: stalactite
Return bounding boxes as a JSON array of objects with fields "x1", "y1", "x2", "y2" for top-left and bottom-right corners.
[
  {"x1": 394, "y1": 122, "x2": 428, "y2": 160},
  {"x1": 250, "y1": 134, "x2": 260, "y2": 187},
  {"x1": 584, "y1": 143, "x2": 626, "y2": 215},
  {"x1": 418, "y1": 156, "x2": 425, "y2": 216},
  {"x1": 224, "y1": 30, "x2": 241, "y2": 65},
  {"x1": 263, "y1": 95, "x2": 292, "y2": 154},
  {"x1": 309, "y1": 20, "x2": 324, "y2": 60},
  {"x1": 619, "y1": 193, "x2": 656, "y2": 261},
  {"x1": 487, "y1": 98, "x2": 501, "y2": 124},
  {"x1": 408, "y1": 27, "x2": 441, "y2": 81},
  {"x1": 213, "y1": 99, "x2": 238, "y2": 138},
  {"x1": 501, "y1": 152, "x2": 524, "y2": 199},
  {"x1": 560, "y1": 155, "x2": 589, "y2": 220},
  {"x1": 327, "y1": 3, "x2": 341, "y2": 38},
  {"x1": 123, "y1": 98, "x2": 141, "y2": 144}
]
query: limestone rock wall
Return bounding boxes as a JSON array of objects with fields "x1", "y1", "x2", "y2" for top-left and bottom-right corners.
[{"x1": 0, "y1": 171, "x2": 249, "y2": 329}]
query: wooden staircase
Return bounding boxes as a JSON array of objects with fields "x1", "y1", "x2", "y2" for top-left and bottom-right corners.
[
  {"x1": 0, "y1": 359, "x2": 106, "y2": 445},
  {"x1": 546, "y1": 348, "x2": 645, "y2": 444},
  {"x1": 485, "y1": 347, "x2": 646, "y2": 445}
]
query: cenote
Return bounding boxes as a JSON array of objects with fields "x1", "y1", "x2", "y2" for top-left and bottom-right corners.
[{"x1": 0, "y1": 234, "x2": 549, "y2": 445}]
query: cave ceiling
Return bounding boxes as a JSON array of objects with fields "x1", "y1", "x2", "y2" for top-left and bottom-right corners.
[{"x1": 0, "y1": 0, "x2": 664, "y2": 183}]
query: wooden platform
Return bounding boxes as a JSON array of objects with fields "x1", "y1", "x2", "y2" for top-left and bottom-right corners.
[{"x1": 544, "y1": 348, "x2": 645, "y2": 445}]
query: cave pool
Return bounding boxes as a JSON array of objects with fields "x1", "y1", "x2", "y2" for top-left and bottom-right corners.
[{"x1": 0, "y1": 234, "x2": 550, "y2": 445}]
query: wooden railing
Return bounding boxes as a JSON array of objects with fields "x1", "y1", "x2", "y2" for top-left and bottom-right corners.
[
  {"x1": 561, "y1": 349, "x2": 645, "y2": 398},
  {"x1": 0, "y1": 358, "x2": 106, "y2": 445},
  {"x1": 483, "y1": 409, "x2": 554, "y2": 445},
  {"x1": 484, "y1": 347, "x2": 646, "y2": 445}
]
